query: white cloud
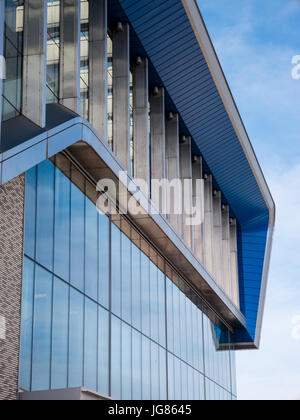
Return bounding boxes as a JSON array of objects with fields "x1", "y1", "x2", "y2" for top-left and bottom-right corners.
[
  {"x1": 237, "y1": 160, "x2": 300, "y2": 401},
  {"x1": 198, "y1": 0, "x2": 300, "y2": 400}
]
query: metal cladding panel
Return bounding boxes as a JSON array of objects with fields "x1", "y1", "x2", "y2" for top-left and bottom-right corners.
[{"x1": 116, "y1": 0, "x2": 271, "y2": 346}]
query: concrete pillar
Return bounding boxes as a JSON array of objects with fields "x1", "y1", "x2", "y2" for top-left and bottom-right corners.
[
  {"x1": 133, "y1": 57, "x2": 150, "y2": 193},
  {"x1": 0, "y1": 0, "x2": 5, "y2": 142},
  {"x1": 180, "y1": 136, "x2": 193, "y2": 249},
  {"x1": 22, "y1": 0, "x2": 47, "y2": 127},
  {"x1": 203, "y1": 175, "x2": 214, "y2": 277},
  {"x1": 165, "y1": 113, "x2": 181, "y2": 235},
  {"x1": 89, "y1": 0, "x2": 107, "y2": 140},
  {"x1": 150, "y1": 87, "x2": 166, "y2": 214},
  {"x1": 192, "y1": 156, "x2": 205, "y2": 264},
  {"x1": 0, "y1": 175, "x2": 25, "y2": 400},
  {"x1": 222, "y1": 205, "x2": 232, "y2": 298},
  {"x1": 213, "y1": 190, "x2": 224, "y2": 289},
  {"x1": 112, "y1": 22, "x2": 130, "y2": 170},
  {"x1": 60, "y1": 0, "x2": 81, "y2": 114},
  {"x1": 230, "y1": 219, "x2": 240, "y2": 307}
]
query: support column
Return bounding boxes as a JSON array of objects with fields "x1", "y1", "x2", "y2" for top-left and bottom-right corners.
[
  {"x1": 204, "y1": 175, "x2": 214, "y2": 277},
  {"x1": 60, "y1": 0, "x2": 81, "y2": 114},
  {"x1": 22, "y1": 0, "x2": 47, "y2": 127},
  {"x1": 0, "y1": 175, "x2": 25, "y2": 400},
  {"x1": 89, "y1": 0, "x2": 107, "y2": 140},
  {"x1": 133, "y1": 57, "x2": 149, "y2": 193},
  {"x1": 213, "y1": 190, "x2": 224, "y2": 289},
  {"x1": 222, "y1": 205, "x2": 232, "y2": 298},
  {"x1": 150, "y1": 87, "x2": 166, "y2": 214},
  {"x1": 180, "y1": 136, "x2": 193, "y2": 249},
  {"x1": 166, "y1": 113, "x2": 181, "y2": 235},
  {"x1": 230, "y1": 219, "x2": 240, "y2": 307},
  {"x1": 192, "y1": 156, "x2": 205, "y2": 263},
  {"x1": 113, "y1": 22, "x2": 130, "y2": 169}
]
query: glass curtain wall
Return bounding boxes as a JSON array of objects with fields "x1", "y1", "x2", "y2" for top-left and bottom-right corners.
[
  {"x1": 107, "y1": 34, "x2": 113, "y2": 149},
  {"x1": 46, "y1": 0, "x2": 60, "y2": 103},
  {"x1": 130, "y1": 70, "x2": 134, "y2": 176},
  {"x1": 1, "y1": 0, "x2": 24, "y2": 122},
  {"x1": 80, "y1": 0, "x2": 89, "y2": 119},
  {"x1": 20, "y1": 154, "x2": 237, "y2": 400}
]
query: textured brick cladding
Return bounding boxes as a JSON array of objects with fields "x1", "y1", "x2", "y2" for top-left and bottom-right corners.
[{"x1": 0, "y1": 175, "x2": 25, "y2": 400}]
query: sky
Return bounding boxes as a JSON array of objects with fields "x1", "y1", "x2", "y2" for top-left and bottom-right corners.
[{"x1": 197, "y1": 0, "x2": 300, "y2": 400}]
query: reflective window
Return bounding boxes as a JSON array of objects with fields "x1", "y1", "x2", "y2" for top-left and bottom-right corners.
[
  {"x1": 51, "y1": 277, "x2": 69, "y2": 389},
  {"x1": 54, "y1": 156, "x2": 70, "y2": 282},
  {"x1": 111, "y1": 315, "x2": 121, "y2": 399},
  {"x1": 107, "y1": 34, "x2": 113, "y2": 149},
  {"x1": 31, "y1": 266, "x2": 52, "y2": 391},
  {"x1": 19, "y1": 257, "x2": 34, "y2": 391},
  {"x1": 84, "y1": 298, "x2": 98, "y2": 390},
  {"x1": 132, "y1": 329, "x2": 142, "y2": 400},
  {"x1": 98, "y1": 306, "x2": 109, "y2": 395},
  {"x1": 47, "y1": 0, "x2": 60, "y2": 103},
  {"x1": 68, "y1": 288, "x2": 84, "y2": 387},
  {"x1": 2, "y1": 0, "x2": 24, "y2": 122},
  {"x1": 20, "y1": 156, "x2": 237, "y2": 400},
  {"x1": 80, "y1": 0, "x2": 89, "y2": 119},
  {"x1": 122, "y1": 323, "x2": 132, "y2": 400},
  {"x1": 36, "y1": 160, "x2": 55, "y2": 272}
]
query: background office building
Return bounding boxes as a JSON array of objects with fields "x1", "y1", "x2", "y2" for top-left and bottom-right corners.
[{"x1": 0, "y1": 0, "x2": 274, "y2": 401}]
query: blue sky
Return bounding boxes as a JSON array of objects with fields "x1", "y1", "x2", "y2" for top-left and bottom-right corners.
[{"x1": 197, "y1": 0, "x2": 300, "y2": 400}]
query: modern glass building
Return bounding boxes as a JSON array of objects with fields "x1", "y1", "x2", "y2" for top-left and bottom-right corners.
[{"x1": 0, "y1": 0, "x2": 274, "y2": 401}]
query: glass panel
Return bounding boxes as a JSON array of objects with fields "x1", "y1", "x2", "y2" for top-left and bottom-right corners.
[
  {"x1": 174, "y1": 356, "x2": 181, "y2": 401},
  {"x1": 132, "y1": 329, "x2": 142, "y2": 400},
  {"x1": 98, "y1": 306, "x2": 109, "y2": 396},
  {"x1": 36, "y1": 160, "x2": 55, "y2": 271},
  {"x1": 70, "y1": 182, "x2": 85, "y2": 291},
  {"x1": 181, "y1": 362, "x2": 188, "y2": 400},
  {"x1": 150, "y1": 261, "x2": 159, "y2": 343},
  {"x1": 107, "y1": 34, "x2": 113, "y2": 149},
  {"x1": 85, "y1": 196, "x2": 98, "y2": 300},
  {"x1": 2, "y1": 0, "x2": 24, "y2": 122},
  {"x1": 98, "y1": 212, "x2": 109, "y2": 308},
  {"x1": 31, "y1": 266, "x2": 52, "y2": 391},
  {"x1": 151, "y1": 342, "x2": 159, "y2": 400},
  {"x1": 54, "y1": 163, "x2": 70, "y2": 282},
  {"x1": 179, "y1": 293, "x2": 187, "y2": 362},
  {"x1": 166, "y1": 277, "x2": 174, "y2": 354},
  {"x1": 47, "y1": 0, "x2": 60, "y2": 103},
  {"x1": 51, "y1": 277, "x2": 69, "y2": 389},
  {"x1": 121, "y1": 234, "x2": 131, "y2": 324},
  {"x1": 173, "y1": 285, "x2": 180, "y2": 358},
  {"x1": 159, "y1": 347, "x2": 167, "y2": 400},
  {"x1": 141, "y1": 335, "x2": 151, "y2": 400},
  {"x1": 19, "y1": 257, "x2": 34, "y2": 391},
  {"x1": 140, "y1": 251, "x2": 150, "y2": 337},
  {"x1": 121, "y1": 323, "x2": 132, "y2": 400},
  {"x1": 132, "y1": 243, "x2": 141, "y2": 331},
  {"x1": 167, "y1": 353, "x2": 175, "y2": 401},
  {"x1": 24, "y1": 167, "x2": 37, "y2": 259},
  {"x1": 187, "y1": 366, "x2": 194, "y2": 400},
  {"x1": 111, "y1": 224, "x2": 121, "y2": 317},
  {"x1": 130, "y1": 71, "x2": 134, "y2": 176},
  {"x1": 186, "y1": 299, "x2": 193, "y2": 367},
  {"x1": 158, "y1": 270, "x2": 166, "y2": 347},
  {"x1": 80, "y1": 0, "x2": 89, "y2": 119},
  {"x1": 68, "y1": 288, "x2": 84, "y2": 387},
  {"x1": 111, "y1": 315, "x2": 121, "y2": 399},
  {"x1": 84, "y1": 297, "x2": 97, "y2": 391}
]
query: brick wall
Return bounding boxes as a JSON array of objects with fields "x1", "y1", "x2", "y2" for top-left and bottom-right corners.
[{"x1": 0, "y1": 175, "x2": 25, "y2": 400}]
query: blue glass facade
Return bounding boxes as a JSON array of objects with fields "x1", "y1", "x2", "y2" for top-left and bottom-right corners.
[{"x1": 19, "y1": 155, "x2": 237, "y2": 400}]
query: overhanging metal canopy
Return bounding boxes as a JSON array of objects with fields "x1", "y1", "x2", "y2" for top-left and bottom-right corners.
[{"x1": 114, "y1": 0, "x2": 275, "y2": 348}]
